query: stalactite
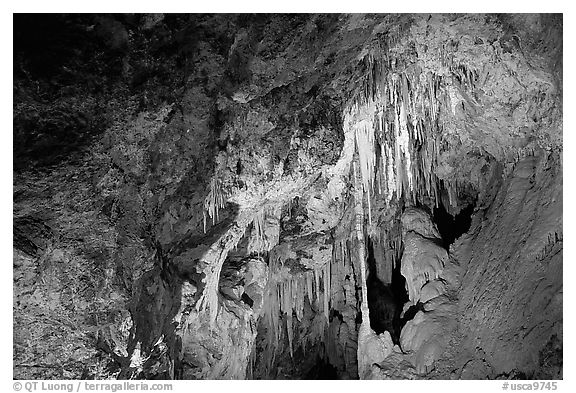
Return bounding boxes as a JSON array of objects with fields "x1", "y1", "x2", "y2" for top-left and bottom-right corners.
[
  {"x1": 203, "y1": 177, "x2": 226, "y2": 233},
  {"x1": 250, "y1": 209, "x2": 266, "y2": 251},
  {"x1": 247, "y1": 206, "x2": 281, "y2": 254},
  {"x1": 248, "y1": 209, "x2": 267, "y2": 255},
  {"x1": 262, "y1": 261, "x2": 332, "y2": 362},
  {"x1": 354, "y1": 119, "x2": 376, "y2": 224},
  {"x1": 247, "y1": 342, "x2": 257, "y2": 379},
  {"x1": 344, "y1": 49, "x2": 454, "y2": 211},
  {"x1": 314, "y1": 268, "x2": 320, "y2": 310},
  {"x1": 323, "y1": 263, "x2": 330, "y2": 322},
  {"x1": 286, "y1": 312, "x2": 294, "y2": 358},
  {"x1": 306, "y1": 272, "x2": 313, "y2": 306}
]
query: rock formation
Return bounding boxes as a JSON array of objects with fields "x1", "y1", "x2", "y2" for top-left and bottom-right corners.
[{"x1": 13, "y1": 13, "x2": 562, "y2": 380}]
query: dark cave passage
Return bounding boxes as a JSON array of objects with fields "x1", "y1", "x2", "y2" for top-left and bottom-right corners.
[
  {"x1": 304, "y1": 354, "x2": 339, "y2": 379},
  {"x1": 250, "y1": 294, "x2": 349, "y2": 380},
  {"x1": 433, "y1": 201, "x2": 475, "y2": 249},
  {"x1": 366, "y1": 238, "x2": 408, "y2": 344}
]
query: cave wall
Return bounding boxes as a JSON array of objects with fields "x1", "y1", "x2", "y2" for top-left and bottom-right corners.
[
  {"x1": 449, "y1": 151, "x2": 562, "y2": 379},
  {"x1": 13, "y1": 13, "x2": 381, "y2": 379}
]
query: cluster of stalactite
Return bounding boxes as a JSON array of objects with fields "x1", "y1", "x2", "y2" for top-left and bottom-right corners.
[
  {"x1": 259, "y1": 253, "x2": 332, "y2": 365},
  {"x1": 345, "y1": 39, "x2": 485, "y2": 220},
  {"x1": 339, "y1": 38, "x2": 481, "y2": 376},
  {"x1": 200, "y1": 31, "x2": 520, "y2": 379},
  {"x1": 202, "y1": 177, "x2": 226, "y2": 233},
  {"x1": 247, "y1": 207, "x2": 281, "y2": 255},
  {"x1": 253, "y1": 198, "x2": 368, "y2": 378}
]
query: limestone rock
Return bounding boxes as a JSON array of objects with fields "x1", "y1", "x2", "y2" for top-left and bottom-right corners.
[{"x1": 401, "y1": 232, "x2": 448, "y2": 303}]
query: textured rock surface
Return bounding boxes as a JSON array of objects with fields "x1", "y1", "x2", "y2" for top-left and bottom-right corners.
[
  {"x1": 440, "y1": 151, "x2": 563, "y2": 379},
  {"x1": 398, "y1": 208, "x2": 459, "y2": 374}
]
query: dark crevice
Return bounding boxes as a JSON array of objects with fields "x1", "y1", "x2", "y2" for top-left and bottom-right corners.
[
  {"x1": 330, "y1": 309, "x2": 344, "y2": 323},
  {"x1": 400, "y1": 301, "x2": 426, "y2": 330},
  {"x1": 433, "y1": 200, "x2": 476, "y2": 249},
  {"x1": 241, "y1": 292, "x2": 254, "y2": 308},
  {"x1": 366, "y1": 238, "x2": 407, "y2": 344},
  {"x1": 304, "y1": 355, "x2": 338, "y2": 379}
]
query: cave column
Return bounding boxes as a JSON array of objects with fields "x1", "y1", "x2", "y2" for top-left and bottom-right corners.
[
  {"x1": 353, "y1": 160, "x2": 370, "y2": 319},
  {"x1": 353, "y1": 159, "x2": 373, "y2": 378}
]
